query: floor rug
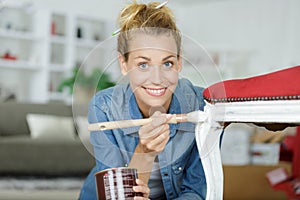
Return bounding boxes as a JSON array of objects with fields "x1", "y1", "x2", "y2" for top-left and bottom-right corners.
[{"x1": 0, "y1": 177, "x2": 84, "y2": 190}]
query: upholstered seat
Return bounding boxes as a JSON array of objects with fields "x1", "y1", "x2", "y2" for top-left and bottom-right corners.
[{"x1": 203, "y1": 65, "x2": 300, "y2": 103}]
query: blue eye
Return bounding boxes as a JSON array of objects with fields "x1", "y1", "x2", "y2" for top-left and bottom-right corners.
[
  {"x1": 163, "y1": 61, "x2": 173, "y2": 69},
  {"x1": 138, "y1": 63, "x2": 149, "y2": 70}
]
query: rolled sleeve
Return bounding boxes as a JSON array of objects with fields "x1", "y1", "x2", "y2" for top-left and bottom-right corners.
[{"x1": 88, "y1": 96, "x2": 125, "y2": 168}]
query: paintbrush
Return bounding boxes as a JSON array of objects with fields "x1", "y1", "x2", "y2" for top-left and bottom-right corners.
[{"x1": 88, "y1": 110, "x2": 206, "y2": 131}]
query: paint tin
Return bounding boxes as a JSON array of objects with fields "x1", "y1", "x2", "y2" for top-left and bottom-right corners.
[{"x1": 95, "y1": 167, "x2": 143, "y2": 200}]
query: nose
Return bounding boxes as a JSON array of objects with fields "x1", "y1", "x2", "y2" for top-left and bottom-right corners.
[{"x1": 151, "y1": 65, "x2": 164, "y2": 84}]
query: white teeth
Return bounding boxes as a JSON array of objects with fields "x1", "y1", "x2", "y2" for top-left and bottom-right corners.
[{"x1": 146, "y1": 88, "x2": 165, "y2": 94}]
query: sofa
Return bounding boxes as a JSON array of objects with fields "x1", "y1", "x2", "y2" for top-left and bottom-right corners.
[{"x1": 0, "y1": 102, "x2": 95, "y2": 176}]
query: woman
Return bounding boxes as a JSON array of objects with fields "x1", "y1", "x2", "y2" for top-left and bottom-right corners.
[{"x1": 79, "y1": 2, "x2": 207, "y2": 199}]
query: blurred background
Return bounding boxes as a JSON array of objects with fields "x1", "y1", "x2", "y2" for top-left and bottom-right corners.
[
  {"x1": 0, "y1": 0, "x2": 299, "y2": 103},
  {"x1": 0, "y1": 0, "x2": 299, "y2": 199}
]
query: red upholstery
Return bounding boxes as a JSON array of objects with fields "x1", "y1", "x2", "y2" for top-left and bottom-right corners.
[{"x1": 203, "y1": 65, "x2": 300, "y2": 103}]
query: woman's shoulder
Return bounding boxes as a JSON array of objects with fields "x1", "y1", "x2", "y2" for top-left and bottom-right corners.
[
  {"x1": 177, "y1": 78, "x2": 205, "y2": 110},
  {"x1": 88, "y1": 84, "x2": 133, "y2": 122},
  {"x1": 178, "y1": 78, "x2": 204, "y2": 96},
  {"x1": 90, "y1": 84, "x2": 130, "y2": 108}
]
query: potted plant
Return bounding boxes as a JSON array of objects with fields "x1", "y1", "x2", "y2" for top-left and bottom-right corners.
[{"x1": 57, "y1": 66, "x2": 115, "y2": 102}]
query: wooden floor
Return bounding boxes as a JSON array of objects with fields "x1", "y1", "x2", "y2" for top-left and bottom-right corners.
[
  {"x1": 0, "y1": 189, "x2": 80, "y2": 200},
  {"x1": 223, "y1": 162, "x2": 291, "y2": 200}
]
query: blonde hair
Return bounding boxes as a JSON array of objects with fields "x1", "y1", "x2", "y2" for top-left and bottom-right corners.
[{"x1": 117, "y1": 1, "x2": 181, "y2": 61}]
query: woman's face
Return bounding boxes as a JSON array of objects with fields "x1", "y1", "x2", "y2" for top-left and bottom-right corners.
[{"x1": 119, "y1": 33, "x2": 182, "y2": 117}]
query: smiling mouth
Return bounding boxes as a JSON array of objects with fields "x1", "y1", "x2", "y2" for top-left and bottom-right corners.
[{"x1": 143, "y1": 87, "x2": 167, "y2": 97}]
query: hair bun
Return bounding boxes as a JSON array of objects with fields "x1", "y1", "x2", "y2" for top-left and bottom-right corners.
[
  {"x1": 117, "y1": 1, "x2": 178, "y2": 32},
  {"x1": 117, "y1": 1, "x2": 182, "y2": 61}
]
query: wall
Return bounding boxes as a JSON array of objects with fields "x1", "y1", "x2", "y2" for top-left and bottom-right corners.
[
  {"x1": 9, "y1": 0, "x2": 122, "y2": 20},
  {"x1": 12, "y1": 0, "x2": 300, "y2": 78},
  {"x1": 175, "y1": 0, "x2": 300, "y2": 77}
]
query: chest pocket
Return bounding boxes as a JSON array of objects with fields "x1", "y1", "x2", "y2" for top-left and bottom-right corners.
[
  {"x1": 171, "y1": 149, "x2": 190, "y2": 175},
  {"x1": 172, "y1": 158, "x2": 186, "y2": 175},
  {"x1": 171, "y1": 150, "x2": 191, "y2": 195},
  {"x1": 171, "y1": 133, "x2": 195, "y2": 175}
]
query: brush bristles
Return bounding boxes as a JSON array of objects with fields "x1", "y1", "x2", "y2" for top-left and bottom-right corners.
[{"x1": 187, "y1": 110, "x2": 207, "y2": 123}]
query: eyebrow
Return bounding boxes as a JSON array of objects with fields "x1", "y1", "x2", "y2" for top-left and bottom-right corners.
[
  {"x1": 162, "y1": 55, "x2": 176, "y2": 61},
  {"x1": 134, "y1": 56, "x2": 151, "y2": 61},
  {"x1": 134, "y1": 55, "x2": 176, "y2": 61}
]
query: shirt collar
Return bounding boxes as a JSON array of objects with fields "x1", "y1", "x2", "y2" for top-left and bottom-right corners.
[
  {"x1": 168, "y1": 85, "x2": 196, "y2": 135},
  {"x1": 121, "y1": 87, "x2": 143, "y2": 135}
]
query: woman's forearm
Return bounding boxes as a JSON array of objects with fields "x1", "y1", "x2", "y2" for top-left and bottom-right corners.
[{"x1": 129, "y1": 143, "x2": 156, "y2": 184}]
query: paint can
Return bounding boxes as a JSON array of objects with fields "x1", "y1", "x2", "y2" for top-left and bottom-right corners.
[{"x1": 95, "y1": 167, "x2": 143, "y2": 200}]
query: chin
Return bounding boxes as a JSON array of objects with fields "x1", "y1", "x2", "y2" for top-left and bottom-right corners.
[{"x1": 147, "y1": 99, "x2": 169, "y2": 109}]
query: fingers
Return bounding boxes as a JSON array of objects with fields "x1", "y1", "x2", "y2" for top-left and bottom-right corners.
[
  {"x1": 151, "y1": 111, "x2": 169, "y2": 126},
  {"x1": 140, "y1": 123, "x2": 169, "y2": 141},
  {"x1": 140, "y1": 111, "x2": 171, "y2": 137},
  {"x1": 138, "y1": 111, "x2": 171, "y2": 153},
  {"x1": 145, "y1": 128, "x2": 170, "y2": 152},
  {"x1": 134, "y1": 196, "x2": 150, "y2": 200},
  {"x1": 133, "y1": 179, "x2": 150, "y2": 200},
  {"x1": 140, "y1": 111, "x2": 169, "y2": 135}
]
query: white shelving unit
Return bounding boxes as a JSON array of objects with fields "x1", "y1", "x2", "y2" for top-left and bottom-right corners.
[
  {"x1": 47, "y1": 12, "x2": 70, "y2": 102},
  {"x1": 0, "y1": 58, "x2": 40, "y2": 70},
  {"x1": 0, "y1": 5, "x2": 109, "y2": 104},
  {"x1": 0, "y1": 4, "x2": 252, "y2": 103}
]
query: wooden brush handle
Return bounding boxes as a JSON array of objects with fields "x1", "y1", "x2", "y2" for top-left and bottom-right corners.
[
  {"x1": 88, "y1": 118, "x2": 152, "y2": 131},
  {"x1": 88, "y1": 114, "x2": 181, "y2": 131}
]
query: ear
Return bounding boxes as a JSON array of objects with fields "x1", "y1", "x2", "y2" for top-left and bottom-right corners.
[{"x1": 118, "y1": 53, "x2": 128, "y2": 75}]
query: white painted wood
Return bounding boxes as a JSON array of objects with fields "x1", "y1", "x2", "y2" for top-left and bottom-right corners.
[
  {"x1": 195, "y1": 121, "x2": 223, "y2": 200},
  {"x1": 195, "y1": 99, "x2": 300, "y2": 200},
  {"x1": 0, "y1": 59, "x2": 40, "y2": 70},
  {"x1": 0, "y1": 30, "x2": 40, "y2": 41},
  {"x1": 210, "y1": 100, "x2": 300, "y2": 124}
]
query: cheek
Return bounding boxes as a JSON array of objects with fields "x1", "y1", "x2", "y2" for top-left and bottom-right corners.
[
  {"x1": 128, "y1": 70, "x2": 148, "y2": 88},
  {"x1": 165, "y1": 70, "x2": 179, "y2": 84},
  {"x1": 128, "y1": 68, "x2": 180, "y2": 89}
]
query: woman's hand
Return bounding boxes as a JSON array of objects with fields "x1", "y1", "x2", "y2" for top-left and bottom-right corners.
[
  {"x1": 138, "y1": 111, "x2": 171, "y2": 155},
  {"x1": 130, "y1": 111, "x2": 171, "y2": 184},
  {"x1": 133, "y1": 179, "x2": 150, "y2": 200}
]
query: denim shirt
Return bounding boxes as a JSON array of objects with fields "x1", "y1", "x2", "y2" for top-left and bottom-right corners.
[{"x1": 79, "y1": 78, "x2": 207, "y2": 200}]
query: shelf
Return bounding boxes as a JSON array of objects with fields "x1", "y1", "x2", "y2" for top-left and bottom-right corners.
[
  {"x1": 0, "y1": 30, "x2": 40, "y2": 41},
  {"x1": 75, "y1": 38, "x2": 101, "y2": 49},
  {"x1": 0, "y1": 59, "x2": 40, "y2": 70},
  {"x1": 0, "y1": 8, "x2": 110, "y2": 103},
  {"x1": 75, "y1": 15, "x2": 105, "y2": 46},
  {"x1": 50, "y1": 42, "x2": 67, "y2": 65},
  {"x1": 50, "y1": 35, "x2": 68, "y2": 44},
  {"x1": 48, "y1": 64, "x2": 68, "y2": 72},
  {"x1": 51, "y1": 13, "x2": 67, "y2": 37}
]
